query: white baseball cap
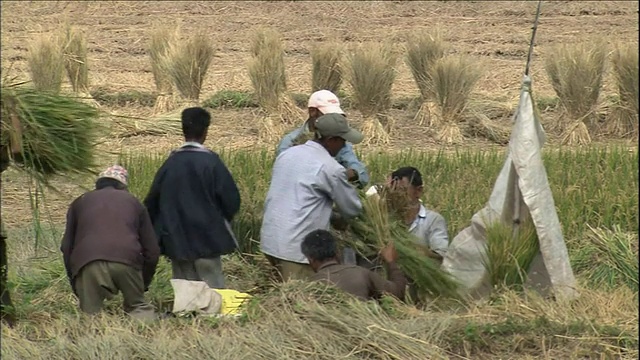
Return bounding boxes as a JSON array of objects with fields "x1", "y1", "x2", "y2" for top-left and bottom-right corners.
[{"x1": 307, "y1": 90, "x2": 344, "y2": 115}]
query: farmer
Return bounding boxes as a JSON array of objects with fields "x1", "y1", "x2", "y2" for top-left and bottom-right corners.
[
  {"x1": 388, "y1": 166, "x2": 449, "y2": 262},
  {"x1": 276, "y1": 90, "x2": 369, "y2": 188},
  {"x1": 261, "y1": 113, "x2": 363, "y2": 281},
  {"x1": 302, "y1": 229, "x2": 407, "y2": 301},
  {"x1": 60, "y1": 165, "x2": 159, "y2": 319},
  {"x1": 144, "y1": 107, "x2": 241, "y2": 289}
]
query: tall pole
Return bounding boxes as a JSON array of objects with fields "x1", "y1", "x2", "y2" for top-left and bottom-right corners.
[
  {"x1": 524, "y1": 0, "x2": 543, "y2": 77},
  {"x1": 513, "y1": 0, "x2": 542, "y2": 240}
]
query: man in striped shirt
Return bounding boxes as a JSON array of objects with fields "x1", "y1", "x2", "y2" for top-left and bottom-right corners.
[{"x1": 261, "y1": 113, "x2": 364, "y2": 281}]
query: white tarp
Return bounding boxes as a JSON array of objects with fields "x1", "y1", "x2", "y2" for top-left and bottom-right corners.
[{"x1": 441, "y1": 75, "x2": 578, "y2": 302}]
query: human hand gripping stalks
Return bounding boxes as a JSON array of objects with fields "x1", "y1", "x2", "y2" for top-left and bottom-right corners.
[{"x1": 346, "y1": 185, "x2": 460, "y2": 300}]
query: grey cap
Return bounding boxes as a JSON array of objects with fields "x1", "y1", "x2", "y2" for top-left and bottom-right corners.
[{"x1": 314, "y1": 113, "x2": 364, "y2": 145}]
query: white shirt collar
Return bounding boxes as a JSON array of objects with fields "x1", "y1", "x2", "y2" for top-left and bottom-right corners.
[{"x1": 181, "y1": 141, "x2": 205, "y2": 149}]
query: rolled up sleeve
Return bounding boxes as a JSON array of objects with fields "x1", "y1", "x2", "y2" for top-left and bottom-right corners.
[
  {"x1": 329, "y1": 169, "x2": 362, "y2": 219},
  {"x1": 336, "y1": 143, "x2": 369, "y2": 187}
]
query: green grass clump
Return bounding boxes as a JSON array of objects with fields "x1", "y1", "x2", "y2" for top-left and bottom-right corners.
[
  {"x1": 1, "y1": 85, "x2": 101, "y2": 181},
  {"x1": 481, "y1": 220, "x2": 540, "y2": 291},
  {"x1": 90, "y1": 87, "x2": 157, "y2": 107},
  {"x1": 202, "y1": 90, "x2": 257, "y2": 109}
]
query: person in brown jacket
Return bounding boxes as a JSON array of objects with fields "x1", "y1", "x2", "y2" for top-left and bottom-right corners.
[
  {"x1": 60, "y1": 165, "x2": 160, "y2": 319},
  {"x1": 302, "y1": 229, "x2": 407, "y2": 301}
]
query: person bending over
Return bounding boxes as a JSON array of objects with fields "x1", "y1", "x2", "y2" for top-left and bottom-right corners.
[{"x1": 302, "y1": 229, "x2": 407, "y2": 301}]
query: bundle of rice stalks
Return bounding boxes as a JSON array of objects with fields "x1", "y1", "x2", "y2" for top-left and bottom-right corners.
[
  {"x1": 311, "y1": 42, "x2": 344, "y2": 93},
  {"x1": 405, "y1": 30, "x2": 446, "y2": 126},
  {"x1": 480, "y1": 219, "x2": 540, "y2": 291},
  {"x1": 0, "y1": 84, "x2": 101, "y2": 182},
  {"x1": 345, "y1": 187, "x2": 460, "y2": 300},
  {"x1": 111, "y1": 112, "x2": 182, "y2": 138},
  {"x1": 608, "y1": 45, "x2": 639, "y2": 138},
  {"x1": 464, "y1": 96, "x2": 513, "y2": 145},
  {"x1": 60, "y1": 25, "x2": 99, "y2": 108},
  {"x1": 161, "y1": 31, "x2": 214, "y2": 106},
  {"x1": 428, "y1": 55, "x2": 482, "y2": 144},
  {"x1": 347, "y1": 43, "x2": 397, "y2": 145},
  {"x1": 544, "y1": 40, "x2": 607, "y2": 145},
  {"x1": 248, "y1": 28, "x2": 301, "y2": 141},
  {"x1": 583, "y1": 225, "x2": 638, "y2": 292},
  {"x1": 27, "y1": 33, "x2": 65, "y2": 93},
  {"x1": 149, "y1": 25, "x2": 179, "y2": 114}
]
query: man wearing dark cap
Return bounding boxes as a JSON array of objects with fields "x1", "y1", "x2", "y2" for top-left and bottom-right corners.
[{"x1": 261, "y1": 113, "x2": 364, "y2": 281}]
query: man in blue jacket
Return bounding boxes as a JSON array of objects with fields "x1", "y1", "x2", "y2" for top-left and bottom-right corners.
[
  {"x1": 144, "y1": 107, "x2": 241, "y2": 289},
  {"x1": 276, "y1": 90, "x2": 369, "y2": 188}
]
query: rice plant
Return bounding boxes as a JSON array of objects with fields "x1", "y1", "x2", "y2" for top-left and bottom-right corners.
[
  {"x1": 148, "y1": 25, "x2": 179, "y2": 113},
  {"x1": 248, "y1": 28, "x2": 300, "y2": 140},
  {"x1": 347, "y1": 42, "x2": 397, "y2": 145},
  {"x1": 405, "y1": 30, "x2": 446, "y2": 126},
  {"x1": 544, "y1": 40, "x2": 607, "y2": 145},
  {"x1": 61, "y1": 25, "x2": 89, "y2": 94},
  {"x1": 161, "y1": 31, "x2": 214, "y2": 104},
  {"x1": 428, "y1": 55, "x2": 482, "y2": 144},
  {"x1": 480, "y1": 220, "x2": 540, "y2": 291},
  {"x1": 311, "y1": 42, "x2": 344, "y2": 93},
  {"x1": 0, "y1": 84, "x2": 101, "y2": 181},
  {"x1": 27, "y1": 33, "x2": 65, "y2": 93},
  {"x1": 609, "y1": 45, "x2": 639, "y2": 138}
]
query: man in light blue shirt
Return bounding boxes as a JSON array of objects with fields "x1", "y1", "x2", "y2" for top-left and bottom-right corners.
[
  {"x1": 390, "y1": 167, "x2": 449, "y2": 260},
  {"x1": 276, "y1": 90, "x2": 369, "y2": 189},
  {"x1": 261, "y1": 113, "x2": 364, "y2": 281}
]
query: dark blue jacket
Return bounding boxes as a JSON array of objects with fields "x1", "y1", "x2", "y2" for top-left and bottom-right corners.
[{"x1": 144, "y1": 145, "x2": 241, "y2": 261}]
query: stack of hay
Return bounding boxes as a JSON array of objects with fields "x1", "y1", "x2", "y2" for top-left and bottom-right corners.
[
  {"x1": 544, "y1": 39, "x2": 607, "y2": 145},
  {"x1": 347, "y1": 43, "x2": 397, "y2": 145},
  {"x1": 248, "y1": 28, "x2": 303, "y2": 141},
  {"x1": 341, "y1": 186, "x2": 460, "y2": 300}
]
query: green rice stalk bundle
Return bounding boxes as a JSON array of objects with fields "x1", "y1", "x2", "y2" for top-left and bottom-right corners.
[
  {"x1": 61, "y1": 25, "x2": 89, "y2": 94},
  {"x1": 27, "y1": 34, "x2": 65, "y2": 94},
  {"x1": 162, "y1": 32, "x2": 214, "y2": 102},
  {"x1": 0, "y1": 85, "x2": 100, "y2": 181},
  {"x1": 609, "y1": 45, "x2": 639, "y2": 138},
  {"x1": 248, "y1": 28, "x2": 300, "y2": 139},
  {"x1": 406, "y1": 31, "x2": 446, "y2": 126},
  {"x1": 544, "y1": 40, "x2": 607, "y2": 145},
  {"x1": 346, "y1": 188, "x2": 460, "y2": 300},
  {"x1": 347, "y1": 42, "x2": 396, "y2": 145},
  {"x1": 311, "y1": 42, "x2": 344, "y2": 93},
  {"x1": 428, "y1": 55, "x2": 482, "y2": 144},
  {"x1": 585, "y1": 225, "x2": 638, "y2": 292},
  {"x1": 480, "y1": 219, "x2": 540, "y2": 291},
  {"x1": 149, "y1": 25, "x2": 178, "y2": 114}
]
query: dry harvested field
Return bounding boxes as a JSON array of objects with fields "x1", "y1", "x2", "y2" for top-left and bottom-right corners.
[{"x1": 1, "y1": 1, "x2": 638, "y2": 149}]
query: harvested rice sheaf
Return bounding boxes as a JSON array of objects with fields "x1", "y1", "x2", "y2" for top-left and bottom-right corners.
[
  {"x1": 0, "y1": 85, "x2": 100, "y2": 178},
  {"x1": 345, "y1": 188, "x2": 460, "y2": 300}
]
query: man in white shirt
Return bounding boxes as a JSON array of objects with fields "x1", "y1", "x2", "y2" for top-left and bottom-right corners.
[
  {"x1": 389, "y1": 167, "x2": 449, "y2": 262},
  {"x1": 261, "y1": 113, "x2": 364, "y2": 281}
]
